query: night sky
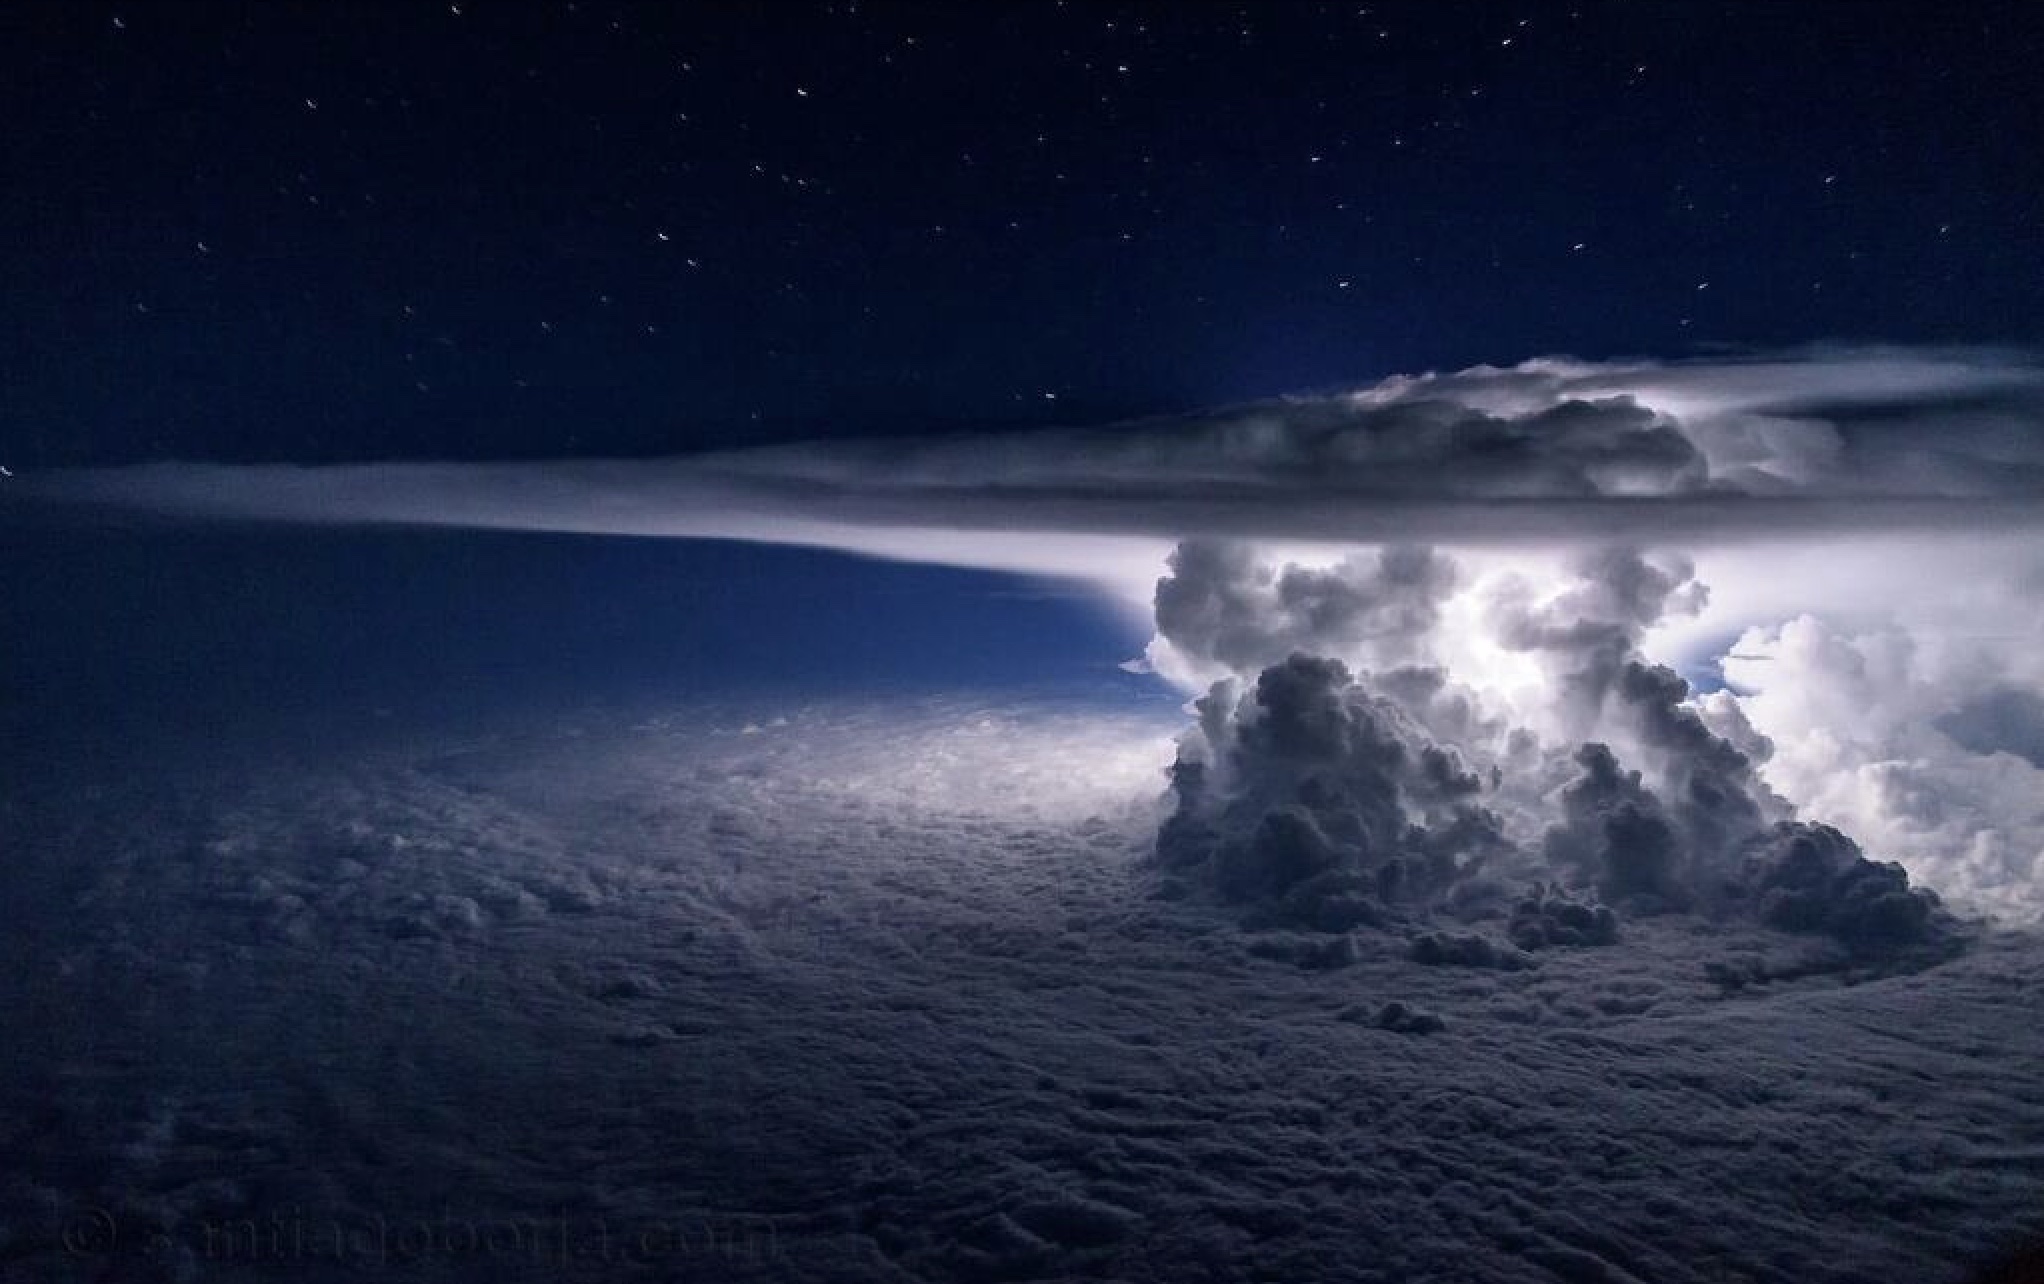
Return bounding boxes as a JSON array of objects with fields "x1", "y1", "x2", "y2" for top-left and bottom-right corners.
[{"x1": 5, "y1": 1, "x2": 2040, "y2": 470}]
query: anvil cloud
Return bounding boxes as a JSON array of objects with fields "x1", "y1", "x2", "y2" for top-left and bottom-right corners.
[
  {"x1": 13, "y1": 345, "x2": 2044, "y2": 920},
  {"x1": 15, "y1": 346, "x2": 2044, "y2": 556}
]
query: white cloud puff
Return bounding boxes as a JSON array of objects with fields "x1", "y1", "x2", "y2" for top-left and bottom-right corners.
[{"x1": 1722, "y1": 615, "x2": 2044, "y2": 920}]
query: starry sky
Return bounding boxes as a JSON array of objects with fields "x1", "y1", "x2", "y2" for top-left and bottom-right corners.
[{"x1": 4, "y1": 0, "x2": 2039, "y2": 470}]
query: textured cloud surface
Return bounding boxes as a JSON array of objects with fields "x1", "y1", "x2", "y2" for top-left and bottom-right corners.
[{"x1": 4, "y1": 702, "x2": 2041, "y2": 1283}]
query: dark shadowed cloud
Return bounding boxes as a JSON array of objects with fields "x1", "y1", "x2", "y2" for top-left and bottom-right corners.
[{"x1": 1149, "y1": 540, "x2": 1959, "y2": 958}]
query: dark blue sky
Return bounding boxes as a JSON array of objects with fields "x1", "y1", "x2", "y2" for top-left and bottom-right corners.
[
  {"x1": 3, "y1": 0, "x2": 2039, "y2": 468},
  {"x1": 0, "y1": 519, "x2": 1162, "y2": 769}
]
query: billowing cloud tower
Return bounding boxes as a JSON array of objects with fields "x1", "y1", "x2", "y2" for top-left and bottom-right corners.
[{"x1": 1148, "y1": 540, "x2": 1956, "y2": 968}]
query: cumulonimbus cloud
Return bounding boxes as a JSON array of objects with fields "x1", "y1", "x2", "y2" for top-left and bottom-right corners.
[
  {"x1": 9, "y1": 344, "x2": 2042, "y2": 924},
  {"x1": 1151, "y1": 543, "x2": 1965, "y2": 961}
]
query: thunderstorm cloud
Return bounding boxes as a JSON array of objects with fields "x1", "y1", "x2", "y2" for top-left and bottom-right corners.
[
  {"x1": 8, "y1": 346, "x2": 2044, "y2": 1283},
  {"x1": 11, "y1": 346, "x2": 2044, "y2": 922}
]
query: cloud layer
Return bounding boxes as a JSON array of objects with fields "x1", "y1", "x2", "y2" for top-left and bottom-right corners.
[
  {"x1": 12, "y1": 347, "x2": 2044, "y2": 556},
  {"x1": 6, "y1": 699, "x2": 2042, "y2": 1283}
]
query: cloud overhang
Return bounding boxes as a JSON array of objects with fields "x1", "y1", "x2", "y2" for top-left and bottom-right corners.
[{"x1": 10, "y1": 346, "x2": 2044, "y2": 561}]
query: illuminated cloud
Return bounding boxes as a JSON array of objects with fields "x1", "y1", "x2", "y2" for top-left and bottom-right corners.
[
  {"x1": 1150, "y1": 543, "x2": 1960, "y2": 948},
  {"x1": 11, "y1": 344, "x2": 2041, "y2": 920},
  {"x1": 12, "y1": 346, "x2": 2044, "y2": 559}
]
